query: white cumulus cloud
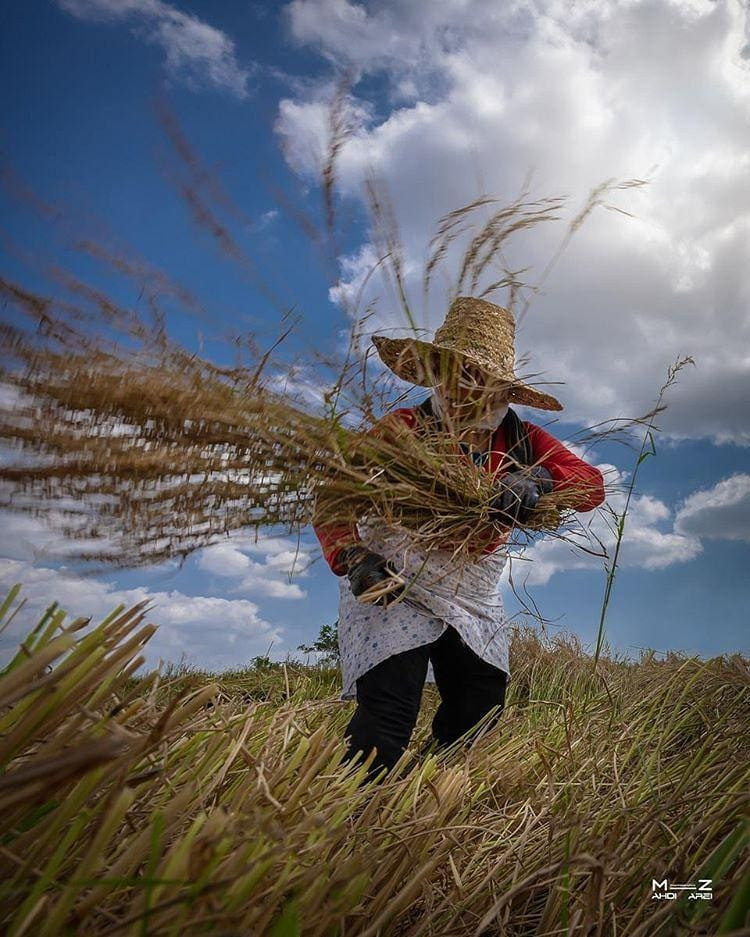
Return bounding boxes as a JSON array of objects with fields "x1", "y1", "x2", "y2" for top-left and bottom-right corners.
[
  {"x1": 198, "y1": 533, "x2": 311, "y2": 599},
  {"x1": 674, "y1": 472, "x2": 750, "y2": 541},
  {"x1": 57, "y1": 0, "x2": 252, "y2": 98},
  {"x1": 277, "y1": 0, "x2": 750, "y2": 445},
  {"x1": 0, "y1": 516, "x2": 310, "y2": 667},
  {"x1": 504, "y1": 461, "x2": 703, "y2": 586},
  {"x1": 0, "y1": 559, "x2": 282, "y2": 671}
]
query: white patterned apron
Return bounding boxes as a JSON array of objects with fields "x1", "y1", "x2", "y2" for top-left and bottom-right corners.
[{"x1": 337, "y1": 515, "x2": 512, "y2": 701}]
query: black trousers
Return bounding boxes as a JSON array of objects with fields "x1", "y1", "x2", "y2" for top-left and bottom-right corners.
[{"x1": 343, "y1": 625, "x2": 508, "y2": 782}]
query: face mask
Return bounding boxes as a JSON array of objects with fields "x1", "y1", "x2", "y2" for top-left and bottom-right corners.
[{"x1": 429, "y1": 379, "x2": 510, "y2": 430}]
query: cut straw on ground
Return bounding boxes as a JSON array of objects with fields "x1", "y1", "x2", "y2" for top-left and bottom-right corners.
[{"x1": 0, "y1": 585, "x2": 747, "y2": 935}]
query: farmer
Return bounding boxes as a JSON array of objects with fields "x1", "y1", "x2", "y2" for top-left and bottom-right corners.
[{"x1": 313, "y1": 296, "x2": 605, "y2": 782}]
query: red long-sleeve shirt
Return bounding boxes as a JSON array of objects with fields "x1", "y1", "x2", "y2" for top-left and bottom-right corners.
[{"x1": 313, "y1": 404, "x2": 605, "y2": 575}]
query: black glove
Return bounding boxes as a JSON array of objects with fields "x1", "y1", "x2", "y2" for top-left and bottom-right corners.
[
  {"x1": 338, "y1": 546, "x2": 405, "y2": 606},
  {"x1": 489, "y1": 466, "x2": 554, "y2": 526}
]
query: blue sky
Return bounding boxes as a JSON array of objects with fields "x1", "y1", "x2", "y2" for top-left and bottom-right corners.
[{"x1": 1, "y1": 0, "x2": 749, "y2": 672}]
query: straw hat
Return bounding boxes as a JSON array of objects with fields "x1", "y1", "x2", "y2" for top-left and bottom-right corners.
[{"x1": 371, "y1": 296, "x2": 563, "y2": 411}]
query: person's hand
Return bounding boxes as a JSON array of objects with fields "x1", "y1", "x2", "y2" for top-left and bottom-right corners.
[
  {"x1": 489, "y1": 466, "x2": 554, "y2": 526},
  {"x1": 339, "y1": 546, "x2": 406, "y2": 606}
]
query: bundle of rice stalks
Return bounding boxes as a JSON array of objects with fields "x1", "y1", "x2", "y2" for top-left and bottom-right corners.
[
  {"x1": 315, "y1": 412, "x2": 583, "y2": 548},
  {"x1": 0, "y1": 279, "x2": 591, "y2": 573}
]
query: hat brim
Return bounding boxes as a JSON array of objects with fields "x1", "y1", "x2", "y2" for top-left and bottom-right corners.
[{"x1": 371, "y1": 335, "x2": 563, "y2": 412}]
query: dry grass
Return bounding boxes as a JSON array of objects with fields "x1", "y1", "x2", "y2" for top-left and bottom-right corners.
[{"x1": 0, "y1": 584, "x2": 748, "y2": 936}]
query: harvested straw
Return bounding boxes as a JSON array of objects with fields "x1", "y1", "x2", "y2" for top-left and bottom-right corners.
[
  {"x1": 0, "y1": 278, "x2": 587, "y2": 573},
  {"x1": 1, "y1": 584, "x2": 748, "y2": 935}
]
